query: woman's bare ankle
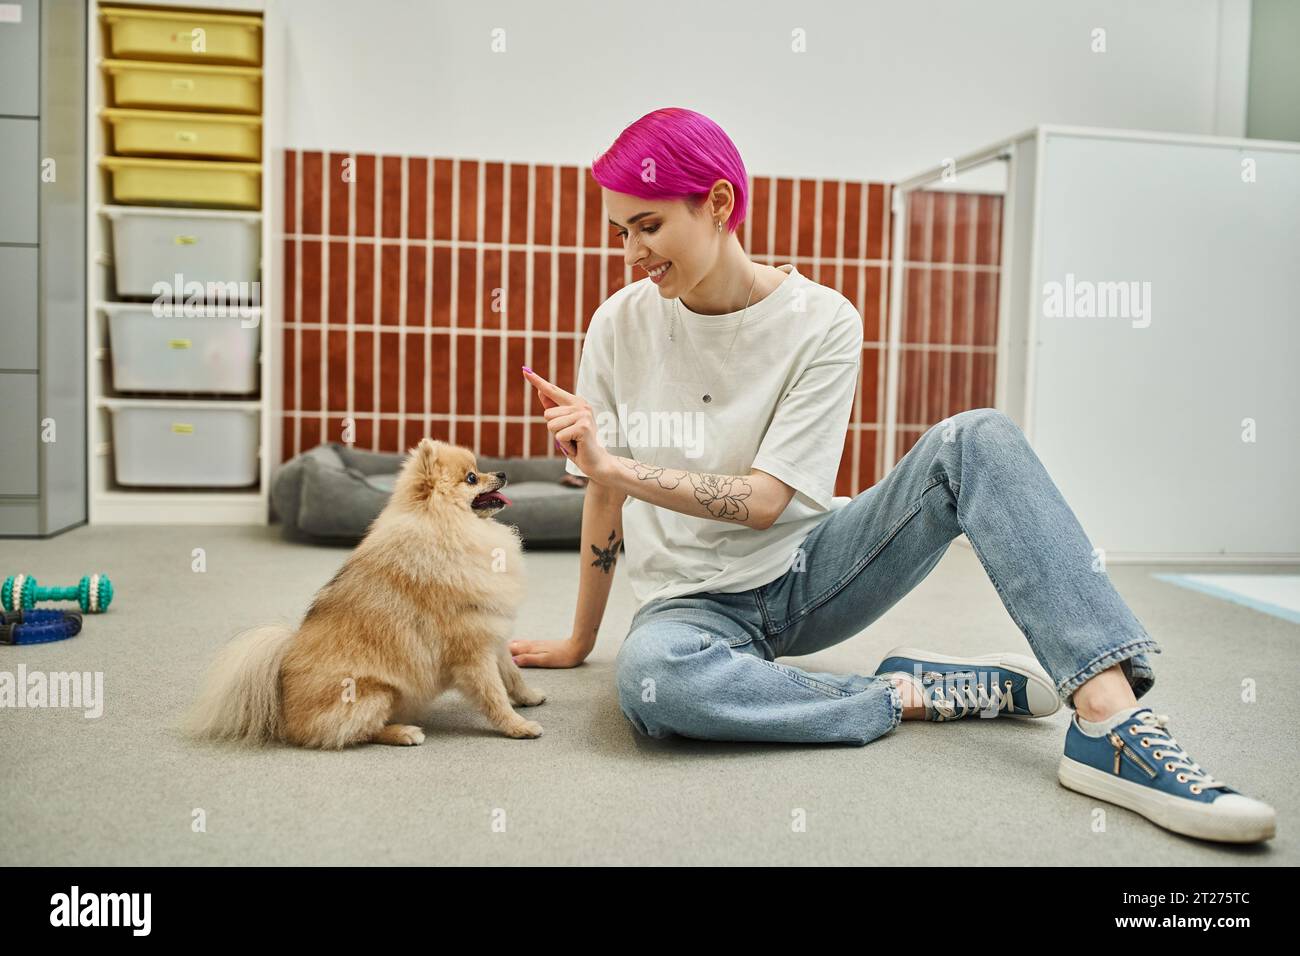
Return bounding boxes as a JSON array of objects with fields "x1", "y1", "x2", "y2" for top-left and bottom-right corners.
[
  {"x1": 890, "y1": 675, "x2": 926, "y2": 720},
  {"x1": 1072, "y1": 663, "x2": 1138, "y2": 722}
]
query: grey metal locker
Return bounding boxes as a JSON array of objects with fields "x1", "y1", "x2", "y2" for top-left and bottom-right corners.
[
  {"x1": 0, "y1": 0, "x2": 40, "y2": 117},
  {"x1": 0, "y1": 118, "x2": 39, "y2": 244},
  {"x1": 0, "y1": 0, "x2": 86, "y2": 537},
  {"x1": 0, "y1": 374, "x2": 38, "y2": 494},
  {"x1": 0, "y1": 246, "x2": 39, "y2": 369}
]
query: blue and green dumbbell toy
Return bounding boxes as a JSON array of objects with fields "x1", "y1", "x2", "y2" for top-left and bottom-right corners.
[{"x1": 3, "y1": 573, "x2": 114, "y2": 614}]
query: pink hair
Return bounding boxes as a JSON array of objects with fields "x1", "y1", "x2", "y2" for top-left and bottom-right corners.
[{"x1": 591, "y1": 107, "x2": 749, "y2": 233}]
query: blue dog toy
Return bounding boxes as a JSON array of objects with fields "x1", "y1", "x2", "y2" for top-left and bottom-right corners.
[{"x1": 0, "y1": 609, "x2": 84, "y2": 645}]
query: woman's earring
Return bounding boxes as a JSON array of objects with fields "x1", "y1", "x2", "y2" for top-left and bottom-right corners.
[{"x1": 716, "y1": 220, "x2": 722, "y2": 233}]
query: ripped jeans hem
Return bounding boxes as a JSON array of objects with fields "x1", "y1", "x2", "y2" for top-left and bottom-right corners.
[{"x1": 885, "y1": 678, "x2": 904, "y2": 734}]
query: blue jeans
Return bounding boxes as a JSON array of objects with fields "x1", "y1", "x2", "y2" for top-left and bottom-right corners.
[{"x1": 616, "y1": 408, "x2": 1162, "y2": 745}]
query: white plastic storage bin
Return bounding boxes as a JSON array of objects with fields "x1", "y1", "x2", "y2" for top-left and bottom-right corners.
[
  {"x1": 102, "y1": 304, "x2": 260, "y2": 394},
  {"x1": 104, "y1": 205, "x2": 260, "y2": 301},
  {"x1": 106, "y1": 401, "x2": 259, "y2": 486}
]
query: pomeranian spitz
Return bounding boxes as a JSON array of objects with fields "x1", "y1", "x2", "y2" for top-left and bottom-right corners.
[{"x1": 183, "y1": 438, "x2": 545, "y2": 749}]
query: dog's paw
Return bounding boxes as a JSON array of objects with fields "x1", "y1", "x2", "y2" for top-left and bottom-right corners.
[
  {"x1": 375, "y1": 724, "x2": 426, "y2": 746},
  {"x1": 516, "y1": 689, "x2": 547, "y2": 707},
  {"x1": 505, "y1": 719, "x2": 544, "y2": 739}
]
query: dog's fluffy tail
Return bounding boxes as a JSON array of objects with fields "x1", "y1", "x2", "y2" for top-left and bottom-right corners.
[{"x1": 183, "y1": 623, "x2": 295, "y2": 744}]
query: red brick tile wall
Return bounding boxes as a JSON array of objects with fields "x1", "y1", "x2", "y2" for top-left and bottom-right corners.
[{"x1": 895, "y1": 189, "x2": 1003, "y2": 460}]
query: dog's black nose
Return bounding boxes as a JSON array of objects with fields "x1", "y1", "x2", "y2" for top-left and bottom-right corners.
[{"x1": 495, "y1": 471, "x2": 506, "y2": 482}]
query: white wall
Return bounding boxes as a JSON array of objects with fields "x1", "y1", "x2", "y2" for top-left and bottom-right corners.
[{"x1": 271, "y1": 0, "x2": 1251, "y2": 182}]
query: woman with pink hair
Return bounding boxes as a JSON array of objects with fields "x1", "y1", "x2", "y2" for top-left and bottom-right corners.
[{"x1": 515, "y1": 107, "x2": 1274, "y2": 845}]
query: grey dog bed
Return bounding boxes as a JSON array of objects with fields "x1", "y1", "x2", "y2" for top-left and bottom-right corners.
[{"x1": 270, "y1": 442, "x2": 585, "y2": 548}]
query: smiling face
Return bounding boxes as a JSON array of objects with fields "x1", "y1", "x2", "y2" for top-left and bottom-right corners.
[{"x1": 605, "y1": 187, "x2": 725, "y2": 297}]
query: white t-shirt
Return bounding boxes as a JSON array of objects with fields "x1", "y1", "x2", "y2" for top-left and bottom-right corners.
[{"x1": 564, "y1": 262, "x2": 863, "y2": 609}]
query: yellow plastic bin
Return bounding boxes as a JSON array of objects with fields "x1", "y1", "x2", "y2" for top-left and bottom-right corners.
[
  {"x1": 100, "y1": 156, "x2": 262, "y2": 209},
  {"x1": 102, "y1": 108, "x2": 261, "y2": 161},
  {"x1": 102, "y1": 59, "x2": 262, "y2": 114},
  {"x1": 100, "y1": 6, "x2": 262, "y2": 66}
]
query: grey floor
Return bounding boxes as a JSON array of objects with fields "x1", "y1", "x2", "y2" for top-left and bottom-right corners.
[{"x1": 0, "y1": 523, "x2": 1294, "y2": 865}]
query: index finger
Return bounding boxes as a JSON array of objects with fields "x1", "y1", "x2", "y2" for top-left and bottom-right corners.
[{"x1": 520, "y1": 366, "x2": 575, "y2": 405}]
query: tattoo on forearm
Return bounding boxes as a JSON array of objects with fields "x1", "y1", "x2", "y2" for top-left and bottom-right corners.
[
  {"x1": 689, "y1": 473, "x2": 752, "y2": 521},
  {"x1": 590, "y1": 529, "x2": 624, "y2": 573},
  {"x1": 622, "y1": 459, "x2": 752, "y2": 522},
  {"x1": 627, "y1": 461, "x2": 683, "y2": 488}
]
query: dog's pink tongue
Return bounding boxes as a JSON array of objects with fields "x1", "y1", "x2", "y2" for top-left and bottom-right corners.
[{"x1": 496, "y1": 492, "x2": 511, "y2": 506}]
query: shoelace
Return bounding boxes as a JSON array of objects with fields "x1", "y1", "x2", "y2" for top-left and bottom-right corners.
[
  {"x1": 923, "y1": 671, "x2": 1012, "y2": 720},
  {"x1": 1135, "y1": 712, "x2": 1230, "y2": 791}
]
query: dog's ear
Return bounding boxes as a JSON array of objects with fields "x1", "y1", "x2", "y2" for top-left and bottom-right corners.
[
  {"x1": 408, "y1": 437, "x2": 442, "y2": 469},
  {"x1": 396, "y1": 438, "x2": 442, "y2": 506},
  {"x1": 398, "y1": 438, "x2": 435, "y2": 476}
]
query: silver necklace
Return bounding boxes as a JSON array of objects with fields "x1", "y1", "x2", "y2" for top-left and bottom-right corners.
[{"x1": 668, "y1": 261, "x2": 759, "y2": 405}]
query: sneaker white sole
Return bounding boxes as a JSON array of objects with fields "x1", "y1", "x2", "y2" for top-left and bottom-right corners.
[
  {"x1": 881, "y1": 646, "x2": 1060, "y2": 717},
  {"x1": 1058, "y1": 754, "x2": 1276, "y2": 843}
]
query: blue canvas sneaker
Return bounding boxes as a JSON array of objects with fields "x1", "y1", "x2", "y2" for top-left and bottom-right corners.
[
  {"x1": 1058, "y1": 706, "x2": 1276, "y2": 843},
  {"x1": 874, "y1": 646, "x2": 1061, "y2": 720}
]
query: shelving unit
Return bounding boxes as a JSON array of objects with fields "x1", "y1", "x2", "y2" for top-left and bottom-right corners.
[{"x1": 86, "y1": 0, "x2": 275, "y2": 524}]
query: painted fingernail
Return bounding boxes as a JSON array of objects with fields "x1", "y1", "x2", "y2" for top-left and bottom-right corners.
[{"x1": 521, "y1": 366, "x2": 533, "y2": 374}]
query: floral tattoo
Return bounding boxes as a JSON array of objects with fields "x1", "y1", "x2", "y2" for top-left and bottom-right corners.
[
  {"x1": 627, "y1": 462, "x2": 683, "y2": 488},
  {"x1": 623, "y1": 460, "x2": 752, "y2": 522},
  {"x1": 590, "y1": 529, "x2": 624, "y2": 573},
  {"x1": 689, "y1": 473, "x2": 752, "y2": 522}
]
